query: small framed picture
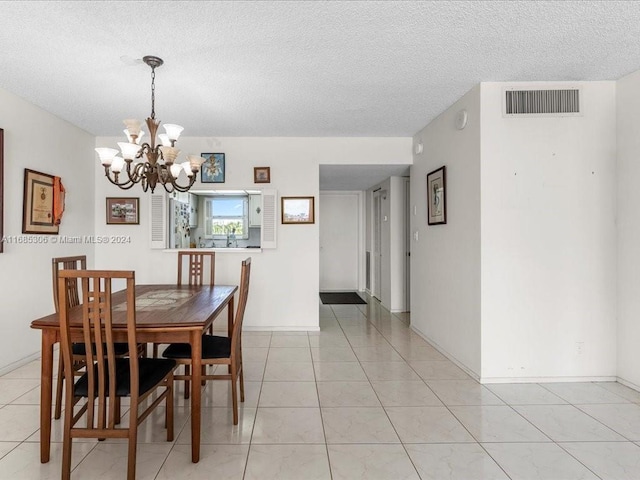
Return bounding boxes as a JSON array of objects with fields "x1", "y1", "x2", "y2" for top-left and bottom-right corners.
[
  {"x1": 106, "y1": 197, "x2": 139, "y2": 225},
  {"x1": 201, "y1": 153, "x2": 225, "y2": 183},
  {"x1": 281, "y1": 196, "x2": 315, "y2": 224},
  {"x1": 23, "y1": 168, "x2": 59, "y2": 234},
  {"x1": 427, "y1": 165, "x2": 446, "y2": 225},
  {"x1": 254, "y1": 167, "x2": 271, "y2": 184}
]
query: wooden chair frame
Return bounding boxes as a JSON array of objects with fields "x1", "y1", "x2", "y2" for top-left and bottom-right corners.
[
  {"x1": 59, "y1": 270, "x2": 175, "y2": 480},
  {"x1": 153, "y1": 251, "x2": 216, "y2": 358},
  {"x1": 168, "y1": 257, "x2": 250, "y2": 424},
  {"x1": 52, "y1": 255, "x2": 86, "y2": 420}
]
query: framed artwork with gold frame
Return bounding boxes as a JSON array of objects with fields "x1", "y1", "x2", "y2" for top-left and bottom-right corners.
[{"x1": 23, "y1": 168, "x2": 59, "y2": 234}]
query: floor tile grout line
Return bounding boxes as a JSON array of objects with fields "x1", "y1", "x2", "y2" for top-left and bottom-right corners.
[{"x1": 334, "y1": 298, "x2": 423, "y2": 479}]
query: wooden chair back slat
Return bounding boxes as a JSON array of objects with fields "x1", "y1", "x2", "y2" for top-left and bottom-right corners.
[
  {"x1": 59, "y1": 270, "x2": 137, "y2": 430},
  {"x1": 52, "y1": 255, "x2": 87, "y2": 313},
  {"x1": 177, "y1": 251, "x2": 215, "y2": 286},
  {"x1": 230, "y1": 258, "x2": 251, "y2": 358}
]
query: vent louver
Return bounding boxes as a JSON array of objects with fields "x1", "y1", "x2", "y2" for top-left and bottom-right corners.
[{"x1": 505, "y1": 89, "x2": 580, "y2": 115}]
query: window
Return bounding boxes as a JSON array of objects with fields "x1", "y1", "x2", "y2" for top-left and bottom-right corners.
[{"x1": 204, "y1": 195, "x2": 249, "y2": 239}]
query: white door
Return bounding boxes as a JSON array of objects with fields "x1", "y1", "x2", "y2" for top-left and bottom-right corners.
[{"x1": 320, "y1": 193, "x2": 359, "y2": 291}]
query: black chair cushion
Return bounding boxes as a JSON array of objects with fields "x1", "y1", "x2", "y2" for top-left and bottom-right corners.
[
  {"x1": 162, "y1": 335, "x2": 231, "y2": 360},
  {"x1": 72, "y1": 342, "x2": 130, "y2": 356},
  {"x1": 74, "y1": 358, "x2": 176, "y2": 397}
]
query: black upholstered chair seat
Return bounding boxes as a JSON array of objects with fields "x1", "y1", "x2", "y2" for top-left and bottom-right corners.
[
  {"x1": 74, "y1": 358, "x2": 176, "y2": 397},
  {"x1": 162, "y1": 335, "x2": 231, "y2": 360},
  {"x1": 72, "y1": 342, "x2": 130, "y2": 356}
]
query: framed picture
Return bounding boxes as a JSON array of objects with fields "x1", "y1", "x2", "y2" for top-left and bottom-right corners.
[
  {"x1": 254, "y1": 166, "x2": 271, "y2": 184},
  {"x1": 0, "y1": 128, "x2": 3, "y2": 252},
  {"x1": 201, "y1": 153, "x2": 225, "y2": 183},
  {"x1": 23, "y1": 168, "x2": 59, "y2": 234},
  {"x1": 106, "y1": 197, "x2": 139, "y2": 225},
  {"x1": 427, "y1": 165, "x2": 446, "y2": 225},
  {"x1": 281, "y1": 196, "x2": 315, "y2": 224}
]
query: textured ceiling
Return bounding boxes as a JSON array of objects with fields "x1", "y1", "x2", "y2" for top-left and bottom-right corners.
[{"x1": 1, "y1": 1, "x2": 640, "y2": 139}]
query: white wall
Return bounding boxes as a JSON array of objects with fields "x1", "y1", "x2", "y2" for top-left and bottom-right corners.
[
  {"x1": 616, "y1": 70, "x2": 640, "y2": 388},
  {"x1": 0, "y1": 87, "x2": 95, "y2": 372},
  {"x1": 319, "y1": 192, "x2": 360, "y2": 291},
  {"x1": 411, "y1": 86, "x2": 482, "y2": 376},
  {"x1": 94, "y1": 137, "x2": 411, "y2": 331},
  {"x1": 389, "y1": 176, "x2": 407, "y2": 312},
  {"x1": 480, "y1": 82, "x2": 617, "y2": 381}
]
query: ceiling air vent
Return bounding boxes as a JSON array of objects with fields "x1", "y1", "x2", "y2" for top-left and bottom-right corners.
[{"x1": 505, "y1": 88, "x2": 580, "y2": 116}]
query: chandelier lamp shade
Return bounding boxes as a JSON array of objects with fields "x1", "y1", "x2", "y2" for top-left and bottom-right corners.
[{"x1": 95, "y1": 55, "x2": 205, "y2": 193}]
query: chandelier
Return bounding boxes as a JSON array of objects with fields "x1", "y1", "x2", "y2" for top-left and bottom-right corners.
[{"x1": 94, "y1": 56, "x2": 205, "y2": 193}]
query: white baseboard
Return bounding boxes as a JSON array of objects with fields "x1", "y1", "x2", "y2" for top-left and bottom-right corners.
[
  {"x1": 481, "y1": 376, "x2": 617, "y2": 384},
  {"x1": 409, "y1": 325, "x2": 623, "y2": 385},
  {"x1": 617, "y1": 376, "x2": 640, "y2": 393},
  {"x1": 0, "y1": 350, "x2": 42, "y2": 377},
  {"x1": 410, "y1": 325, "x2": 481, "y2": 382},
  {"x1": 242, "y1": 326, "x2": 321, "y2": 332}
]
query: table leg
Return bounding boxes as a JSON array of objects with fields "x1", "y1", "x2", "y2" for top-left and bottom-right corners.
[
  {"x1": 40, "y1": 330, "x2": 56, "y2": 463},
  {"x1": 190, "y1": 331, "x2": 202, "y2": 463}
]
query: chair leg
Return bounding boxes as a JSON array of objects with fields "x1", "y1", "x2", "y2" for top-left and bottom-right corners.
[
  {"x1": 127, "y1": 423, "x2": 138, "y2": 480},
  {"x1": 54, "y1": 358, "x2": 64, "y2": 420},
  {"x1": 239, "y1": 364, "x2": 245, "y2": 403},
  {"x1": 230, "y1": 365, "x2": 238, "y2": 425},
  {"x1": 166, "y1": 376, "x2": 174, "y2": 441},
  {"x1": 61, "y1": 402, "x2": 73, "y2": 480},
  {"x1": 201, "y1": 365, "x2": 206, "y2": 386},
  {"x1": 152, "y1": 344, "x2": 159, "y2": 358},
  {"x1": 184, "y1": 364, "x2": 190, "y2": 399}
]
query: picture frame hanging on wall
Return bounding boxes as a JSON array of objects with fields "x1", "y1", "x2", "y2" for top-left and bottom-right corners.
[
  {"x1": 106, "y1": 197, "x2": 139, "y2": 225},
  {"x1": 281, "y1": 196, "x2": 315, "y2": 224},
  {"x1": 427, "y1": 165, "x2": 446, "y2": 225},
  {"x1": 254, "y1": 167, "x2": 270, "y2": 184},
  {"x1": 23, "y1": 168, "x2": 59, "y2": 234},
  {"x1": 200, "y1": 153, "x2": 225, "y2": 183}
]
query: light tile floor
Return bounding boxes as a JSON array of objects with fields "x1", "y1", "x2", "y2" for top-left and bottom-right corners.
[{"x1": 2, "y1": 298, "x2": 640, "y2": 478}]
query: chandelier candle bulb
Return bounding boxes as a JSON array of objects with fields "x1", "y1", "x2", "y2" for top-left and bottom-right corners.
[
  {"x1": 123, "y1": 129, "x2": 145, "y2": 144},
  {"x1": 118, "y1": 142, "x2": 142, "y2": 161},
  {"x1": 182, "y1": 162, "x2": 194, "y2": 177},
  {"x1": 188, "y1": 155, "x2": 206, "y2": 171},
  {"x1": 170, "y1": 163, "x2": 183, "y2": 178},
  {"x1": 160, "y1": 146, "x2": 180, "y2": 164},
  {"x1": 111, "y1": 156, "x2": 125, "y2": 173},
  {"x1": 97, "y1": 55, "x2": 200, "y2": 193},
  {"x1": 123, "y1": 119, "x2": 142, "y2": 136},
  {"x1": 95, "y1": 148, "x2": 119, "y2": 166},
  {"x1": 163, "y1": 124, "x2": 184, "y2": 142}
]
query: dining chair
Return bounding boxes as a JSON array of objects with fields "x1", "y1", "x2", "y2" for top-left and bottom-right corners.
[
  {"x1": 52, "y1": 256, "x2": 136, "y2": 420},
  {"x1": 58, "y1": 270, "x2": 176, "y2": 480},
  {"x1": 163, "y1": 257, "x2": 251, "y2": 424},
  {"x1": 152, "y1": 251, "x2": 216, "y2": 358}
]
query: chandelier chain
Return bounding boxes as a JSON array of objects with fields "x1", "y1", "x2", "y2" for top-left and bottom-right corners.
[{"x1": 150, "y1": 66, "x2": 156, "y2": 120}]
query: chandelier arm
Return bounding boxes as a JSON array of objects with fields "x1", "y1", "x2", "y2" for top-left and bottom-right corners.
[
  {"x1": 168, "y1": 174, "x2": 197, "y2": 193},
  {"x1": 104, "y1": 167, "x2": 136, "y2": 189}
]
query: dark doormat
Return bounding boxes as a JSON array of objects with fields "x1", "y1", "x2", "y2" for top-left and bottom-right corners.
[{"x1": 320, "y1": 292, "x2": 367, "y2": 305}]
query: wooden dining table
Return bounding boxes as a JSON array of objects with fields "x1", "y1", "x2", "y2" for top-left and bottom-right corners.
[{"x1": 30, "y1": 283, "x2": 238, "y2": 464}]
